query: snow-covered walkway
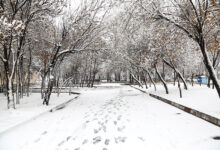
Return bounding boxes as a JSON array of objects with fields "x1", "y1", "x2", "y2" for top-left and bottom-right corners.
[{"x1": 0, "y1": 85, "x2": 219, "y2": 150}]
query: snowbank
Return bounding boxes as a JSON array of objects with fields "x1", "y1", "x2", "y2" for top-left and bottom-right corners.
[
  {"x1": 0, "y1": 93, "x2": 78, "y2": 134},
  {"x1": 133, "y1": 84, "x2": 220, "y2": 119}
]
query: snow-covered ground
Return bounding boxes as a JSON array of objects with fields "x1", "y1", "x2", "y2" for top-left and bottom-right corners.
[
  {"x1": 95, "y1": 83, "x2": 122, "y2": 87},
  {"x1": 0, "y1": 93, "x2": 78, "y2": 134},
  {"x1": 0, "y1": 84, "x2": 219, "y2": 150},
  {"x1": 133, "y1": 83, "x2": 220, "y2": 119}
]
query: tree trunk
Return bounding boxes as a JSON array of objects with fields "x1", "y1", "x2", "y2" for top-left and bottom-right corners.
[
  {"x1": 19, "y1": 56, "x2": 24, "y2": 99},
  {"x1": 130, "y1": 73, "x2": 143, "y2": 88},
  {"x1": 8, "y1": 77, "x2": 15, "y2": 108},
  {"x1": 43, "y1": 77, "x2": 55, "y2": 105},
  {"x1": 182, "y1": 69, "x2": 184, "y2": 78},
  {"x1": 0, "y1": 73, "x2": 2, "y2": 93},
  {"x1": 178, "y1": 77, "x2": 182, "y2": 98},
  {"x1": 191, "y1": 73, "x2": 194, "y2": 87},
  {"x1": 91, "y1": 74, "x2": 96, "y2": 87},
  {"x1": 26, "y1": 46, "x2": 32, "y2": 97},
  {"x1": 56, "y1": 75, "x2": 60, "y2": 96},
  {"x1": 163, "y1": 59, "x2": 188, "y2": 90},
  {"x1": 129, "y1": 73, "x2": 132, "y2": 84},
  {"x1": 3, "y1": 47, "x2": 16, "y2": 109},
  {"x1": 41, "y1": 75, "x2": 46, "y2": 99},
  {"x1": 143, "y1": 73, "x2": 148, "y2": 89},
  {"x1": 143, "y1": 69, "x2": 156, "y2": 91},
  {"x1": 199, "y1": 39, "x2": 220, "y2": 97},
  {"x1": 16, "y1": 63, "x2": 20, "y2": 104},
  {"x1": 174, "y1": 67, "x2": 187, "y2": 90},
  {"x1": 155, "y1": 66, "x2": 168, "y2": 94},
  {"x1": 162, "y1": 62, "x2": 165, "y2": 80}
]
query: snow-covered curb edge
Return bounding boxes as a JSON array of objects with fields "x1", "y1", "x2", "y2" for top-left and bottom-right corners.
[
  {"x1": 130, "y1": 85, "x2": 220, "y2": 127},
  {"x1": 0, "y1": 95, "x2": 80, "y2": 135}
]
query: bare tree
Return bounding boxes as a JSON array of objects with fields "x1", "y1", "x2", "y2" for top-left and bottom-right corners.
[{"x1": 153, "y1": 0, "x2": 220, "y2": 97}]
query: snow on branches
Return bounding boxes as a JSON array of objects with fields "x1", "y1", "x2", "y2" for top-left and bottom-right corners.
[{"x1": 0, "y1": 16, "x2": 25, "y2": 40}]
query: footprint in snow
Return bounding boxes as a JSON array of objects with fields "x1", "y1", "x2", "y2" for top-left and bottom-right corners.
[
  {"x1": 137, "y1": 137, "x2": 145, "y2": 142},
  {"x1": 93, "y1": 136, "x2": 102, "y2": 144},
  {"x1": 104, "y1": 139, "x2": 110, "y2": 145},
  {"x1": 58, "y1": 140, "x2": 65, "y2": 146},
  {"x1": 66, "y1": 136, "x2": 71, "y2": 141},
  {"x1": 115, "y1": 136, "x2": 127, "y2": 144},
  {"x1": 82, "y1": 139, "x2": 88, "y2": 145},
  {"x1": 94, "y1": 129, "x2": 99, "y2": 134},
  {"x1": 117, "y1": 126, "x2": 126, "y2": 132},
  {"x1": 117, "y1": 115, "x2": 122, "y2": 121},
  {"x1": 34, "y1": 138, "x2": 40, "y2": 143},
  {"x1": 42, "y1": 131, "x2": 47, "y2": 135},
  {"x1": 102, "y1": 125, "x2": 107, "y2": 132}
]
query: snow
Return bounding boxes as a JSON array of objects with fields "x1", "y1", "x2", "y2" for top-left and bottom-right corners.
[
  {"x1": 133, "y1": 83, "x2": 220, "y2": 119},
  {"x1": 0, "y1": 93, "x2": 78, "y2": 134},
  {"x1": 0, "y1": 84, "x2": 219, "y2": 150},
  {"x1": 95, "y1": 83, "x2": 122, "y2": 87}
]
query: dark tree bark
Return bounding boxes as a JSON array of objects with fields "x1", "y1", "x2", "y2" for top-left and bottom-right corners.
[
  {"x1": 143, "y1": 73, "x2": 148, "y2": 89},
  {"x1": 191, "y1": 73, "x2": 194, "y2": 87},
  {"x1": 143, "y1": 69, "x2": 156, "y2": 91},
  {"x1": 43, "y1": 77, "x2": 55, "y2": 105},
  {"x1": 155, "y1": 65, "x2": 168, "y2": 94},
  {"x1": 130, "y1": 73, "x2": 143, "y2": 88},
  {"x1": 174, "y1": 70, "x2": 176, "y2": 86},
  {"x1": 158, "y1": 9, "x2": 220, "y2": 97},
  {"x1": 41, "y1": 74, "x2": 46, "y2": 99},
  {"x1": 3, "y1": 44, "x2": 15, "y2": 109},
  {"x1": 198, "y1": 40, "x2": 219, "y2": 92},
  {"x1": 162, "y1": 62, "x2": 165, "y2": 80},
  {"x1": 16, "y1": 62, "x2": 20, "y2": 104},
  {"x1": 27, "y1": 44, "x2": 32, "y2": 97},
  {"x1": 163, "y1": 59, "x2": 188, "y2": 90},
  {"x1": 207, "y1": 76, "x2": 211, "y2": 88},
  {"x1": 177, "y1": 77, "x2": 182, "y2": 98}
]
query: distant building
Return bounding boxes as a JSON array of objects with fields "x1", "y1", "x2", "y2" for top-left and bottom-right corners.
[{"x1": 0, "y1": 71, "x2": 41, "y2": 85}]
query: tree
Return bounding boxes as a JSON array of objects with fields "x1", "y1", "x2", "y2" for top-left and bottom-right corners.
[
  {"x1": 41, "y1": 0, "x2": 111, "y2": 105},
  {"x1": 153, "y1": 0, "x2": 220, "y2": 97},
  {"x1": 0, "y1": 0, "x2": 66, "y2": 109}
]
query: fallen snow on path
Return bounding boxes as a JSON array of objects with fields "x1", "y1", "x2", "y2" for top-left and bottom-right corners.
[
  {"x1": 0, "y1": 85, "x2": 219, "y2": 150},
  {"x1": 134, "y1": 84, "x2": 220, "y2": 119},
  {"x1": 95, "y1": 83, "x2": 122, "y2": 87}
]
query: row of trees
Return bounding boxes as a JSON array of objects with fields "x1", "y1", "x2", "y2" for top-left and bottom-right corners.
[
  {"x1": 0, "y1": 0, "x2": 219, "y2": 109},
  {"x1": 104, "y1": 0, "x2": 219, "y2": 97},
  {"x1": 0, "y1": 0, "x2": 64, "y2": 108},
  {"x1": 0, "y1": 0, "x2": 113, "y2": 108}
]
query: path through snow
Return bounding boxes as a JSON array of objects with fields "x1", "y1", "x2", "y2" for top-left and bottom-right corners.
[{"x1": 0, "y1": 85, "x2": 219, "y2": 150}]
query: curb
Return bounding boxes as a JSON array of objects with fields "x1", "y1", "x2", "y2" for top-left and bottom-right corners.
[
  {"x1": 131, "y1": 85, "x2": 149, "y2": 94},
  {"x1": 0, "y1": 95, "x2": 80, "y2": 135},
  {"x1": 130, "y1": 85, "x2": 220, "y2": 127}
]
